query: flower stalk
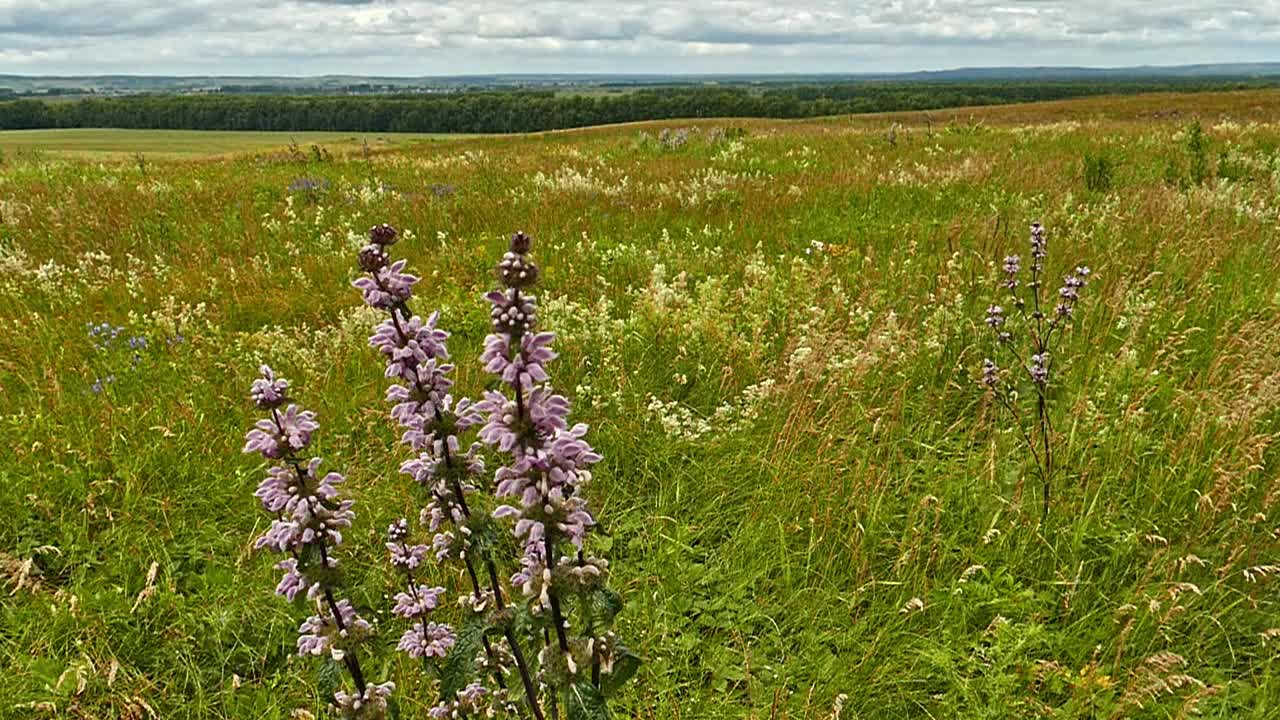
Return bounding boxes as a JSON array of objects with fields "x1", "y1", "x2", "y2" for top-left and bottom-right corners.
[
  {"x1": 243, "y1": 366, "x2": 394, "y2": 719},
  {"x1": 981, "y1": 222, "x2": 1091, "y2": 518}
]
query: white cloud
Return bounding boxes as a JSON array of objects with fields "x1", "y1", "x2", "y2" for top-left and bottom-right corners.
[{"x1": 0, "y1": 0, "x2": 1276, "y2": 74}]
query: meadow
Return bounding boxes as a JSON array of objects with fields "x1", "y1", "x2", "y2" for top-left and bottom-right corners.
[
  {"x1": 2, "y1": 89, "x2": 1280, "y2": 719},
  {"x1": 0, "y1": 129, "x2": 471, "y2": 159}
]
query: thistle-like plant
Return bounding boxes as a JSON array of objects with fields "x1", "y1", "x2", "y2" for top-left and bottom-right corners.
[
  {"x1": 476, "y1": 232, "x2": 638, "y2": 707},
  {"x1": 242, "y1": 365, "x2": 395, "y2": 719},
  {"x1": 981, "y1": 222, "x2": 1091, "y2": 517},
  {"x1": 348, "y1": 224, "x2": 637, "y2": 718}
]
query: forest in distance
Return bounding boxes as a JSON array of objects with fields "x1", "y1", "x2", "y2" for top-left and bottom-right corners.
[{"x1": 3, "y1": 79, "x2": 1279, "y2": 134}]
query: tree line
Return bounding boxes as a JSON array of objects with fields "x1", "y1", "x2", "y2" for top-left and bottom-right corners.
[{"x1": 0, "y1": 81, "x2": 1272, "y2": 133}]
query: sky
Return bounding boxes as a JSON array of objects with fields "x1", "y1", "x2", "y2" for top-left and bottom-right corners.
[{"x1": 1, "y1": 1, "x2": 1278, "y2": 76}]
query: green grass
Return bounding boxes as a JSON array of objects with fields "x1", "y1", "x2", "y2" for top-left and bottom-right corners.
[
  {"x1": 2, "y1": 90, "x2": 1280, "y2": 719},
  {"x1": 0, "y1": 128, "x2": 475, "y2": 158}
]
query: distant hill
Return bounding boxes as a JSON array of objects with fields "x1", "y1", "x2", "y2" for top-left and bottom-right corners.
[{"x1": 2, "y1": 63, "x2": 1279, "y2": 97}]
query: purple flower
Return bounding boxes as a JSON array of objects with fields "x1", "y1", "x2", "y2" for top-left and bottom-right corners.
[
  {"x1": 981, "y1": 358, "x2": 999, "y2": 389},
  {"x1": 388, "y1": 543, "x2": 429, "y2": 570},
  {"x1": 497, "y1": 249, "x2": 539, "y2": 289},
  {"x1": 297, "y1": 599, "x2": 370, "y2": 660},
  {"x1": 242, "y1": 404, "x2": 318, "y2": 459},
  {"x1": 334, "y1": 681, "x2": 395, "y2": 720},
  {"x1": 1052, "y1": 266, "x2": 1091, "y2": 323},
  {"x1": 985, "y1": 305, "x2": 1004, "y2": 330},
  {"x1": 288, "y1": 177, "x2": 328, "y2": 195},
  {"x1": 254, "y1": 458, "x2": 343, "y2": 514},
  {"x1": 1002, "y1": 254, "x2": 1020, "y2": 278},
  {"x1": 485, "y1": 288, "x2": 539, "y2": 335},
  {"x1": 492, "y1": 425, "x2": 602, "y2": 571},
  {"x1": 391, "y1": 585, "x2": 446, "y2": 619},
  {"x1": 475, "y1": 387, "x2": 570, "y2": 452},
  {"x1": 397, "y1": 621, "x2": 457, "y2": 659},
  {"x1": 274, "y1": 558, "x2": 326, "y2": 601},
  {"x1": 244, "y1": 355, "x2": 385, "y2": 711},
  {"x1": 1030, "y1": 353, "x2": 1049, "y2": 386},
  {"x1": 353, "y1": 259, "x2": 418, "y2": 310},
  {"x1": 1030, "y1": 222, "x2": 1047, "y2": 272},
  {"x1": 369, "y1": 312, "x2": 449, "y2": 378},
  {"x1": 480, "y1": 331, "x2": 557, "y2": 390},
  {"x1": 431, "y1": 530, "x2": 457, "y2": 561},
  {"x1": 253, "y1": 496, "x2": 355, "y2": 552}
]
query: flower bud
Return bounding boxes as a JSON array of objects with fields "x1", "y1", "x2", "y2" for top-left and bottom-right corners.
[
  {"x1": 509, "y1": 231, "x2": 532, "y2": 255},
  {"x1": 358, "y1": 243, "x2": 388, "y2": 272},
  {"x1": 370, "y1": 224, "x2": 398, "y2": 246}
]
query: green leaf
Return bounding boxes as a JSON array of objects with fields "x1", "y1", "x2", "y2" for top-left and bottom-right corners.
[
  {"x1": 439, "y1": 619, "x2": 486, "y2": 699},
  {"x1": 601, "y1": 647, "x2": 641, "y2": 697},
  {"x1": 590, "y1": 588, "x2": 624, "y2": 626},
  {"x1": 314, "y1": 658, "x2": 343, "y2": 700},
  {"x1": 564, "y1": 680, "x2": 610, "y2": 720}
]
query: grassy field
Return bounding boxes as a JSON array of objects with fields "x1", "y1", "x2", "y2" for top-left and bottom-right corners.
[
  {"x1": 0, "y1": 128, "x2": 473, "y2": 158},
  {"x1": 3, "y1": 89, "x2": 1280, "y2": 719}
]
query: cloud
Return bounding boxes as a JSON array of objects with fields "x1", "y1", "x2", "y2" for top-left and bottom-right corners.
[{"x1": 0, "y1": 0, "x2": 1277, "y2": 75}]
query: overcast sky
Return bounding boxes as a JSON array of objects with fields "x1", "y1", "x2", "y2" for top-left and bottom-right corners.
[{"x1": 1, "y1": 1, "x2": 1278, "y2": 76}]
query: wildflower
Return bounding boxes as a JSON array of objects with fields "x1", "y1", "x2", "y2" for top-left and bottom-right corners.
[
  {"x1": 1053, "y1": 266, "x2": 1091, "y2": 322},
  {"x1": 298, "y1": 598, "x2": 371, "y2": 660},
  {"x1": 485, "y1": 288, "x2": 539, "y2": 336},
  {"x1": 333, "y1": 682, "x2": 395, "y2": 720},
  {"x1": 391, "y1": 585, "x2": 446, "y2": 619},
  {"x1": 981, "y1": 358, "x2": 1000, "y2": 388},
  {"x1": 241, "y1": 365, "x2": 382, "y2": 710},
  {"x1": 1030, "y1": 222, "x2": 1047, "y2": 273},
  {"x1": 397, "y1": 621, "x2": 457, "y2": 659},
  {"x1": 1030, "y1": 353, "x2": 1049, "y2": 387},
  {"x1": 981, "y1": 222, "x2": 1091, "y2": 516},
  {"x1": 478, "y1": 232, "x2": 615, "y2": 691},
  {"x1": 352, "y1": 259, "x2": 418, "y2": 310},
  {"x1": 1002, "y1": 254, "x2": 1021, "y2": 277},
  {"x1": 274, "y1": 558, "x2": 321, "y2": 601},
  {"x1": 348, "y1": 225, "x2": 633, "y2": 716},
  {"x1": 497, "y1": 247, "x2": 539, "y2": 289},
  {"x1": 242, "y1": 404, "x2": 319, "y2": 459},
  {"x1": 479, "y1": 331, "x2": 557, "y2": 390},
  {"x1": 288, "y1": 177, "x2": 328, "y2": 195},
  {"x1": 388, "y1": 542, "x2": 429, "y2": 570},
  {"x1": 249, "y1": 364, "x2": 289, "y2": 409}
]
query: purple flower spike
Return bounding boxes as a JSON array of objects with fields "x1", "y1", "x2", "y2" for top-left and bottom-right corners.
[{"x1": 242, "y1": 366, "x2": 383, "y2": 710}]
